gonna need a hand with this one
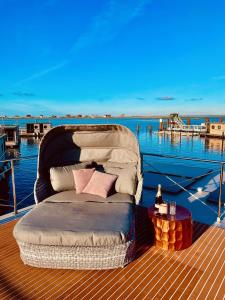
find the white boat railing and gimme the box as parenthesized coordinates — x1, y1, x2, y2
(168, 125, 207, 133)
(0, 153, 224, 223)
(141, 152, 224, 223)
(0, 155, 37, 214)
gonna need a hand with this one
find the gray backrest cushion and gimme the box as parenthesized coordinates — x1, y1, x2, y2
(50, 161, 137, 195)
(50, 162, 91, 192)
(102, 163, 137, 196)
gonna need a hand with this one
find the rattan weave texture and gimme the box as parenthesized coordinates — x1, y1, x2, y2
(18, 240, 135, 269)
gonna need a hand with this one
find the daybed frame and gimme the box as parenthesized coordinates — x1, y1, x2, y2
(15, 124, 143, 269)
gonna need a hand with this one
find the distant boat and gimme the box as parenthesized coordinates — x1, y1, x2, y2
(166, 113, 207, 134)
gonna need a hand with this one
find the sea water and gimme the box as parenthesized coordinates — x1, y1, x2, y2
(0, 117, 224, 214)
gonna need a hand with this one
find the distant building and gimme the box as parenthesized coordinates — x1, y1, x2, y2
(20, 123, 52, 137)
(0, 125, 20, 148)
(209, 123, 225, 137)
(0, 134, 7, 176)
(104, 114, 112, 118)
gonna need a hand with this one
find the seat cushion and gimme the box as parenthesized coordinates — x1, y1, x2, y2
(13, 201, 134, 247)
(43, 190, 134, 204)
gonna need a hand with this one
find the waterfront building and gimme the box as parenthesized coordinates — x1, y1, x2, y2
(0, 125, 20, 148)
(20, 122, 52, 137)
(209, 122, 225, 137)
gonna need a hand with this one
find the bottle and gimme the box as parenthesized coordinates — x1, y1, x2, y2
(155, 184, 163, 210)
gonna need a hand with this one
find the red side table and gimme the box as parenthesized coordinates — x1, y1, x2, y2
(148, 205, 193, 251)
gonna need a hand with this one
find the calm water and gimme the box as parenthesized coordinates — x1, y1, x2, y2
(1, 117, 224, 214)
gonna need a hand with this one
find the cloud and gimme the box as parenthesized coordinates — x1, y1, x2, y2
(212, 75, 225, 80)
(15, 60, 69, 86)
(70, 0, 152, 53)
(16, 0, 152, 84)
(187, 97, 203, 102)
(13, 91, 35, 97)
(156, 96, 175, 101)
(136, 97, 145, 101)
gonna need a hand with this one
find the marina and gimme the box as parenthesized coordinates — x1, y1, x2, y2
(1, 1, 225, 298)
(0, 119, 224, 299)
(0, 117, 224, 223)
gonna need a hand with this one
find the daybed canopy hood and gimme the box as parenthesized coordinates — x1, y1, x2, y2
(38, 124, 141, 175)
(36, 124, 143, 204)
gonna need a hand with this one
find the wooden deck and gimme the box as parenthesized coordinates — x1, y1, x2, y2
(0, 207, 224, 300)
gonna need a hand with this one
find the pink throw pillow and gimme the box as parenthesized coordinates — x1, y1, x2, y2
(82, 171, 117, 198)
(73, 168, 95, 194)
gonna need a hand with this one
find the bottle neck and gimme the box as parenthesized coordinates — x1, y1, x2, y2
(156, 185, 162, 197)
(155, 185, 163, 206)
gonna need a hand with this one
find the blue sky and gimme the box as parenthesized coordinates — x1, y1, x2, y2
(0, 0, 225, 116)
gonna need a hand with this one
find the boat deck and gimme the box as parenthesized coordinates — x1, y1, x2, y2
(0, 207, 224, 300)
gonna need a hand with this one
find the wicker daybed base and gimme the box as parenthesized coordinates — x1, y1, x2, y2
(17, 240, 135, 270)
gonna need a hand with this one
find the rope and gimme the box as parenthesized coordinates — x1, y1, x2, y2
(17, 191, 34, 206)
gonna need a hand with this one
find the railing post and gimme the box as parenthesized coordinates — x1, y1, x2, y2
(140, 152, 143, 173)
(11, 160, 17, 215)
(217, 162, 224, 223)
(140, 152, 144, 203)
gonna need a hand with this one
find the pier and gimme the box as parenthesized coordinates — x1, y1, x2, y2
(0, 125, 20, 148)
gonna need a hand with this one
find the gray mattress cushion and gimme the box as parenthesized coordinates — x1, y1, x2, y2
(43, 190, 134, 204)
(13, 201, 134, 247)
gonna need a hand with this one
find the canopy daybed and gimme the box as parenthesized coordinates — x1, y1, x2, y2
(13, 124, 143, 269)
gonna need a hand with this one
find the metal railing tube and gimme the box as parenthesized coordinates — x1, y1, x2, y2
(217, 163, 224, 223)
(141, 152, 224, 223)
(11, 160, 17, 215)
(141, 152, 224, 164)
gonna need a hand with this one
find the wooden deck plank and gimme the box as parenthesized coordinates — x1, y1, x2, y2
(124, 226, 217, 300)
(0, 211, 224, 300)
